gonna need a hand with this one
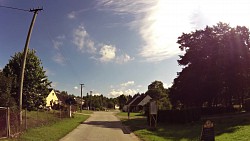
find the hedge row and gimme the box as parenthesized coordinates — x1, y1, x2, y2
(157, 107, 238, 123)
(157, 109, 201, 123)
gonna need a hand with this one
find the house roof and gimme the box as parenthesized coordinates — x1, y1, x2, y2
(130, 94, 152, 106)
(130, 94, 147, 106)
(125, 95, 140, 105)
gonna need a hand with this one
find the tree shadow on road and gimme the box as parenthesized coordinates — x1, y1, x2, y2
(81, 121, 132, 134)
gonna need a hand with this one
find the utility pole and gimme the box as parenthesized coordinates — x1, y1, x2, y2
(19, 8, 43, 127)
(80, 84, 84, 112)
(90, 91, 92, 110)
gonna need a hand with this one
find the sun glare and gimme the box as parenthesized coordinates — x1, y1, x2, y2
(140, 0, 250, 61)
(199, 0, 250, 27)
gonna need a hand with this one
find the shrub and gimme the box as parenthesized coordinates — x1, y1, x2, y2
(157, 108, 201, 123)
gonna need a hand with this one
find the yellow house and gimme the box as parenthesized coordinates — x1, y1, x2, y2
(46, 89, 59, 108)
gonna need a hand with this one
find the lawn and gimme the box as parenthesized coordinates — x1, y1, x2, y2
(116, 112, 144, 118)
(2, 110, 91, 141)
(117, 112, 250, 141)
(17, 113, 89, 141)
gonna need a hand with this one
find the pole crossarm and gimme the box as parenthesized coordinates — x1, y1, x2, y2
(29, 8, 43, 12)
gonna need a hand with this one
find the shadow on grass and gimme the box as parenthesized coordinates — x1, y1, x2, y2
(212, 114, 250, 136)
(120, 113, 250, 141)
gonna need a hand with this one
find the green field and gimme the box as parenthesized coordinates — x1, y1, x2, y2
(117, 112, 250, 141)
(2, 110, 91, 141)
(18, 113, 89, 141)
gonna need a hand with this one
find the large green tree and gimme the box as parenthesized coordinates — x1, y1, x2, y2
(170, 23, 250, 109)
(117, 94, 128, 110)
(145, 80, 171, 110)
(0, 71, 16, 107)
(3, 49, 51, 110)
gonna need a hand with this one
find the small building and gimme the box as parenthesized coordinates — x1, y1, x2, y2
(46, 89, 59, 109)
(129, 94, 152, 112)
(122, 95, 140, 112)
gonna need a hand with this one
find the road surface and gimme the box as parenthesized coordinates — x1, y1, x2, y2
(60, 111, 140, 141)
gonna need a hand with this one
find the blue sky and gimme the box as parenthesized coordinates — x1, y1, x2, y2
(1, 0, 250, 97)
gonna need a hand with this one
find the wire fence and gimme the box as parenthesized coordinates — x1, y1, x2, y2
(0, 106, 72, 138)
(0, 107, 9, 139)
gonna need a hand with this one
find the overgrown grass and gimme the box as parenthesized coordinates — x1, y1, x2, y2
(117, 112, 250, 141)
(17, 113, 89, 141)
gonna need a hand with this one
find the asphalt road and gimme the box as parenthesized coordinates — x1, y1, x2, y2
(60, 111, 140, 141)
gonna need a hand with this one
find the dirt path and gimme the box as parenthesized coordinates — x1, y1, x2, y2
(60, 111, 140, 141)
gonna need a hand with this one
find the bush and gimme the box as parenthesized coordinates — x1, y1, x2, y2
(244, 99, 250, 111)
(201, 107, 236, 115)
(157, 108, 201, 123)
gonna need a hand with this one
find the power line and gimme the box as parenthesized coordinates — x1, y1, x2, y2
(0, 5, 30, 12)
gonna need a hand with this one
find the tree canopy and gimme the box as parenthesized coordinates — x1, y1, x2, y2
(0, 71, 16, 107)
(170, 23, 250, 109)
(146, 80, 171, 110)
(3, 49, 51, 110)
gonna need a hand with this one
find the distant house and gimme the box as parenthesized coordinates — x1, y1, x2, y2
(123, 94, 151, 112)
(129, 94, 152, 112)
(46, 89, 59, 109)
(123, 95, 140, 112)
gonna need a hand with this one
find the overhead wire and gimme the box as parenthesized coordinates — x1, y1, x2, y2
(1, 4, 87, 94)
(0, 5, 30, 12)
(41, 15, 85, 93)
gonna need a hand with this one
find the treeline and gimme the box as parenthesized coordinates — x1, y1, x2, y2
(82, 93, 117, 110)
(170, 23, 250, 111)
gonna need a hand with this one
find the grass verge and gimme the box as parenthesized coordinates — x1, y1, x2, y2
(117, 112, 250, 141)
(16, 113, 89, 141)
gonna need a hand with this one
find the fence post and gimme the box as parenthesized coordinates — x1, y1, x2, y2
(7, 107, 10, 137)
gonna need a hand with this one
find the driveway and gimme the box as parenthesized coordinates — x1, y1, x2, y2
(60, 111, 140, 141)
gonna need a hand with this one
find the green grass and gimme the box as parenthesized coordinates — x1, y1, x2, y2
(117, 112, 250, 141)
(116, 112, 144, 118)
(80, 110, 93, 114)
(17, 113, 89, 141)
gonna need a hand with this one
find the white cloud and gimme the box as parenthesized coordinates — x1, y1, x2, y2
(116, 54, 134, 64)
(73, 25, 96, 53)
(68, 11, 76, 19)
(98, 0, 250, 62)
(51, 82, 58, 88)
(53, 53, 66, 65)
(56, 35, 65, 40)
(109, 90, 123, 98)
(163, 83, 173, 88)
(137, 85, 143, 88)
(96, 0, 195, 62)
(92, 92, 101, 96)
(67, 9, 89, 19)
(99, 45, 116, 62)
(52, 40, 63, 50)
(121, 81, 135, 87)
(74, 86, 78, 90)
(52, 35, 65, 50)
(44, 68, 55, 76)
(124, 89, 137, 95)
(108, 88, 137, 98)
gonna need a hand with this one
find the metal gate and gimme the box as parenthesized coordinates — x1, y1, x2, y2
(0, 107, 10, 139)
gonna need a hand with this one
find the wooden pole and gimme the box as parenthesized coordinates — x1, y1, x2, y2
(18, 8, 42, 127)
